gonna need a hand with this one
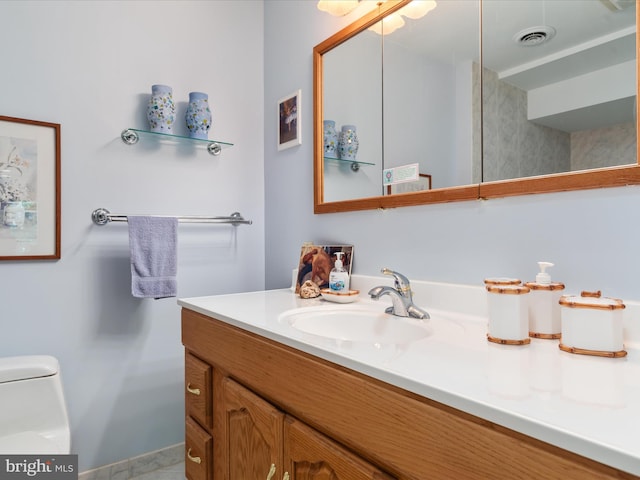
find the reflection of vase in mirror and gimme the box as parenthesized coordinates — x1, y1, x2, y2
(146, 84, 176, 133)
(323, 120, 338, 157)
(186, 92, 212, 140)
(338, 125, 359, 160)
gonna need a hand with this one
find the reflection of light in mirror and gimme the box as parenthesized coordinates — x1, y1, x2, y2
(369, 0, 437, 35)
(368, 12, 405, 35)
(317, 0, 360, 16)
(399, 0, 437, 19)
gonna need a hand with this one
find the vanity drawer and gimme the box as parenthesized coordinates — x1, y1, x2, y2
(186, 417, 212, 480)
(186, 352, 213, 429)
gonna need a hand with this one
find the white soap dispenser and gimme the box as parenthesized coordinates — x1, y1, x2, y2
(329, 252, 350, 292)
(524, 262, 565, 339)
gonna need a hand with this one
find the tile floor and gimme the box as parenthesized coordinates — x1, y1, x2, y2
(130, 461, 185, 480)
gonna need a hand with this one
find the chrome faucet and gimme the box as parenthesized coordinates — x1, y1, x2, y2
(368, 268, 430, 319)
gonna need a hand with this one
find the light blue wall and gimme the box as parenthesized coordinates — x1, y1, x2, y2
(0, 1, 264, 472)
(264, 1, 640, 301)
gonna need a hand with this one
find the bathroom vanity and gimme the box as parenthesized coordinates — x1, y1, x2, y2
(179, 283, 640, 480)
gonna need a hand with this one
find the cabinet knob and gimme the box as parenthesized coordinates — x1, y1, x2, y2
(187, 448, 202, 464)
(186, 383, 201, 395)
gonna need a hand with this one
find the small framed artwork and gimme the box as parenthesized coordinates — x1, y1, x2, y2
(278, 89, 302, 151)
(295, 244, 353, 293)
(0, 115, 61, 260)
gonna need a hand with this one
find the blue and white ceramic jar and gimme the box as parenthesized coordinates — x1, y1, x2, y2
(146, 84, 175, 133)
(323, 120, 338, 157)
(185, 92, 212, 140)
(338, 125, 359, 161)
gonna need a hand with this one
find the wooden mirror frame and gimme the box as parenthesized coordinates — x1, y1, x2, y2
(313, 0, 640, 214)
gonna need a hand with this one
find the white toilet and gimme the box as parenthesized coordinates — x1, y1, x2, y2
(0, 355, 71, 454)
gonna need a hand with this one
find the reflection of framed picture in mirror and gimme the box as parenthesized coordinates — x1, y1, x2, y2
(295, 244, 353, 293)
(0, 115, 60, 260)
(278, 89, 301, 151)
(387, 174, 432, 195)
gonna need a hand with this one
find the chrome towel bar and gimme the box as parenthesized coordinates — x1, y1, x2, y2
(91, 208, 252, 226)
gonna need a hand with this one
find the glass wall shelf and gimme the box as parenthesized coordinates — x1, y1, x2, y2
(121, 128, 233, 156)
(324, 156, 374, 172)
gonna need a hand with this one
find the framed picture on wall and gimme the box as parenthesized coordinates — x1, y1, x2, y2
(0, 115, 61, 260)
(277, 89, 302, 151)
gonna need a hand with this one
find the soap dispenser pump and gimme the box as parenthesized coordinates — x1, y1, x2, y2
(329, 252, 350, 292)
(536, 261, 553, 285)
(524, 262, 565, 339)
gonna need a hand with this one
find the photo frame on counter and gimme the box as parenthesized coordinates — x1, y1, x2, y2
(296, 244, 353, 292)
(278, 89, 301, 151)
(0, 115, 61, 260)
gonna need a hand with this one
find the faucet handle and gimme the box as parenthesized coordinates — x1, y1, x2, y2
(381, 268, 412, 296)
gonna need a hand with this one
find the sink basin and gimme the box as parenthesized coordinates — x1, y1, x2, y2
(278, 306, 432, 345)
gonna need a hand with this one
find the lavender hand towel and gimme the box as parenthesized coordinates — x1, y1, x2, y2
(128, 216, 178, 298)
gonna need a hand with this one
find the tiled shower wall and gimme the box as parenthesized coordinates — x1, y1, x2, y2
(477, 67, 636, 181)
(480, 67, 570, 182)
(571, 122, 636, 170)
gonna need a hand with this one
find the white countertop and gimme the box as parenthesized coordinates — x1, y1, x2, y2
(178, 276, 640, 476)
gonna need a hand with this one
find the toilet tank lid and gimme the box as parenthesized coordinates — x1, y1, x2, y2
(0, 355, 59, 383)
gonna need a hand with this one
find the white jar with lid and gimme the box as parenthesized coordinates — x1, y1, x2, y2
(524, 262, 565, 339)
(485, 282, 531, 345)
(484, 277, 521, 287)
(559, 291, 626, 357)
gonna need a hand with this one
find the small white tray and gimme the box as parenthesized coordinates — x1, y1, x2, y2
(320, 289, 360, 304)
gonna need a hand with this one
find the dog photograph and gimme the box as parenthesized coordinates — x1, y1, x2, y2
(295, 244, 353, 293)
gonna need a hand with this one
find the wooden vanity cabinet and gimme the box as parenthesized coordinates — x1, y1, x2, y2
(186, 353, 212, 429)
(218, 376, 284, 479)
(182, 308, 638, 480)
(217, 375, 395, 480)
(284, 415, 395, 480)
(186, 417, 213, 480)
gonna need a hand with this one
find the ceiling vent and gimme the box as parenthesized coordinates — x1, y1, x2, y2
(513, 26, 557, 47)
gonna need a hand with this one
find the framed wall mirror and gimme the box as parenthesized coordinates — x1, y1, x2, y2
(313, 0, 640, 214)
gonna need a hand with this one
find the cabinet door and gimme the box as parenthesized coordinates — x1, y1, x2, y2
(284, 416, 396, 480)
(219, 377, 284, 480)
(186, 352, 213, 429)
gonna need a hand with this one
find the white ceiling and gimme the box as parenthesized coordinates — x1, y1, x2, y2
(482, 0, 635, 90)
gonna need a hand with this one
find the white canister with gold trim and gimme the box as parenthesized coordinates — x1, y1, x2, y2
(559, 291, 626, 357)
(486, 283, 531, 345)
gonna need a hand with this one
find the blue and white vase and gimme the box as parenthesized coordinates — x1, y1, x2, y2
(146, 84, 175, 133)
(323, 120, 338, 157)
(185, 92, 212, 140)
(338, 125, 359, 161)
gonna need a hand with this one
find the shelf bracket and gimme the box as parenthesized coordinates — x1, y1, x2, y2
(121, 128, 222, 155)
(207, 142, 222, 156)
(121, 129, 139, 145)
